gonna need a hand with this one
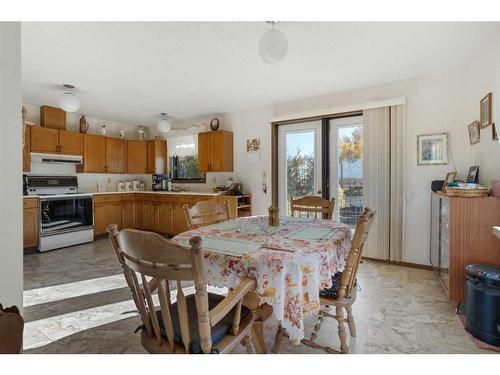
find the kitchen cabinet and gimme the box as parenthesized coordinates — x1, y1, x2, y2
(106, 137, 127, 174)
(172, 203, 189, 234)
(58, 130, 84, 155)
(80, 134, 106, 173)
(30, 126, 83, 155)
(30, 126, 59, 154)
(127, 140, 148, 174)
(198, 130, 233, 172)
(147, 139, 168, 174)
(94, 194, 122, 236)
(40, 105, 66, 130)
(121, 196, 136, 229)
(158, 202, 173, 234)
(23, 125, 31, 172)
(143, 200, 159, 232)
(23, 198, 39, 249)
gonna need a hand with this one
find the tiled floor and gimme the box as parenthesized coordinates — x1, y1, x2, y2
(23, 238, 485, 354)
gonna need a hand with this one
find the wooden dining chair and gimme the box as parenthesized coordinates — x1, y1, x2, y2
(274, 207, 375, 354)
(290, 196, 335, 219)
(184, 200, 231, 230)
(108, 227, 256, 354)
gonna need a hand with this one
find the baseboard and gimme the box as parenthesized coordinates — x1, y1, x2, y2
(361, 256, 433, 270)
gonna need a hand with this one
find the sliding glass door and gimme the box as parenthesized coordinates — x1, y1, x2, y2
(329, 116, 364, 226)
(277, 121, 322, 215)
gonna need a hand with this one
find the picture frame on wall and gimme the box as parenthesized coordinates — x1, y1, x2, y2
(417, 133, 448, 165)
(493, 122, 498, 141)
(468, 120, 480, 145)
(480, 92, 492, 128)
(441, 171, 457, 193)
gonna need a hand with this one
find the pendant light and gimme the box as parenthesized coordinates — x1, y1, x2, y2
(259, 21, 288, 64)
(58, 84, 80, 112)
(157, 113, 171, 133)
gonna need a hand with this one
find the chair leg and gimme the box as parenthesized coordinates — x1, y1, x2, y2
(335, 306, 348, 353)
(272, 326, 284, 353)
(345, 306, 356, 337)
(241, 332, 255, 354)
(310, 312, 324, 342)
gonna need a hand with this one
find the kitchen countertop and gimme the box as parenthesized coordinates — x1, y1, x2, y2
(23, 190, 224, 198)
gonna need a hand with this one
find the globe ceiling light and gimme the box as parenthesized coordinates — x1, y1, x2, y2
(157, 113, 171, 133)
(259, 21, 288, 64)
(58, 84, 80, 112)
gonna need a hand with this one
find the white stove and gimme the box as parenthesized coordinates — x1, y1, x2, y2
(24, 175, 94, 252)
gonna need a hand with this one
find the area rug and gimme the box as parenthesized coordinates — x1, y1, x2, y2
(457, 315, 500, 353)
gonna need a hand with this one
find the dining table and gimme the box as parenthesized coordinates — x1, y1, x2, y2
(171, 215, 352, 353)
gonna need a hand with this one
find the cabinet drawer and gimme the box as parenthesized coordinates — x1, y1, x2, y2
(121, 193, 138, 202)
(23, 198, 38, 209)
(94, 194, 122, 204)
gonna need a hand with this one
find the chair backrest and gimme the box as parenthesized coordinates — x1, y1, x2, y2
(184, 200, 230, 230)
(337, 207, 376, 298)
(108, 227, 213, 354)
(290, 195, 335, 219)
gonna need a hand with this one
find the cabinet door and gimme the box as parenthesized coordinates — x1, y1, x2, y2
(30, 126, 59, 154)
(82, 134, 106, 173)
(59, 130, 83, 155)
(198, 132, 211, 172)
(23, 126, 31, 172)
(127, 140, 148, 174)
(94, 202, 122, 236)
(210, 130, 233, 172)
(106, 137, 127, 174)
(172, 204, 189, 235)
(23, 208, 39, 248)
(147, 139, 168, 174)
(122, 201, 136, 229)
(158, 202, 173, 235)
(143, 201, 159, 232)
(134, 200, 145, 230)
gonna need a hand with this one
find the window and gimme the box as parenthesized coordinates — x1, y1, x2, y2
(166, 126, 206, 183)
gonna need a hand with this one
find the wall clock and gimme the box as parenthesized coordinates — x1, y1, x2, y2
(210, 118, 220, 131)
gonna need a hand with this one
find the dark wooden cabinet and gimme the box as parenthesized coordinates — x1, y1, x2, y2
(430, 192, 500, 303)
(198, 130, 233, 172)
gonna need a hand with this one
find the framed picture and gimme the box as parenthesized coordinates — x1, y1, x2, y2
(466, 166, 479, 184)
(468, 121, 480, 145)
(441, 171, 457, 192)
(493, 122, 498, 141)
(480, 92, 492, 128)
(417, 133, 448, 165)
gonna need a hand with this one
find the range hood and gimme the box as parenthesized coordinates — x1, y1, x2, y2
(30, 152, 83, 165)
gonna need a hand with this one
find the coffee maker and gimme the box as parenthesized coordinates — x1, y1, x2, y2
(152, 174, 169, 191)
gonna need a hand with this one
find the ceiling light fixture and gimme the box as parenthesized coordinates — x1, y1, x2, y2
(259, 21, 288, 64)
(58, 84, 80, 112)
(157, 113, 171, 133)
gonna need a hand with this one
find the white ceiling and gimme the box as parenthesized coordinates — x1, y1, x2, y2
(22, 22, 499, 126)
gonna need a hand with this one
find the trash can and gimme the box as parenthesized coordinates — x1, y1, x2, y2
(464, 264, 500, 347)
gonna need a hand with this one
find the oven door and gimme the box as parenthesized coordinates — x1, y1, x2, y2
(39, 195, 94, 236)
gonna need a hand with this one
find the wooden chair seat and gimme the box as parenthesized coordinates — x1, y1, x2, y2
(137, 292, 251, 354)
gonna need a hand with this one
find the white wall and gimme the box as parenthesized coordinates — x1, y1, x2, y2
(176, 66, 497, 265)
(462, 32, 500, 185)
(0, 23, 23, 308)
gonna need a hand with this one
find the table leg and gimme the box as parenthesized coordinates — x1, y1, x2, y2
(244, 292, 270, 354)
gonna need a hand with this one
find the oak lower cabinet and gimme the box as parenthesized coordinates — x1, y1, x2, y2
(94, 194, 122, 236)
(143, 201, 159, 232)
(158, 202, 173, 235)
(23, 198, 39, 249)
(121, 197, 136, 229)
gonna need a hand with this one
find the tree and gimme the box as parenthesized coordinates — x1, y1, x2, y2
(286, 147, 314, 213)
(338, 127, 363, 188)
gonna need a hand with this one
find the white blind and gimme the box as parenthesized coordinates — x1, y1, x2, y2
(165, 126, 204, 157)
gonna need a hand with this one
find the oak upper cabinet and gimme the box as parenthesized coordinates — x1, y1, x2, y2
(30, 126, 83, 155)
(106, 137, 127, 174)
(127, 140, 148, 174)
(198, 130, 233, 172)
(94, 194, 122, 236)
(30, 126, 59, 154)
(81, 134, 106, 173)
(23, 126, 31, 172)
(58, 130, 83, 155)
(147, 139, 168, 174)
(23, 198, 38, 249)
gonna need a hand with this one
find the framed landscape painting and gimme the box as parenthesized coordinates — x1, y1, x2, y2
(417, 133, 448, 165)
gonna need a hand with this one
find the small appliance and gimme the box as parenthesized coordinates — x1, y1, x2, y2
(152, 174, 169, 191)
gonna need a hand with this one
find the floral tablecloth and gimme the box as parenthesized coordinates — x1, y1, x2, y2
(171, 215, 352, 342)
